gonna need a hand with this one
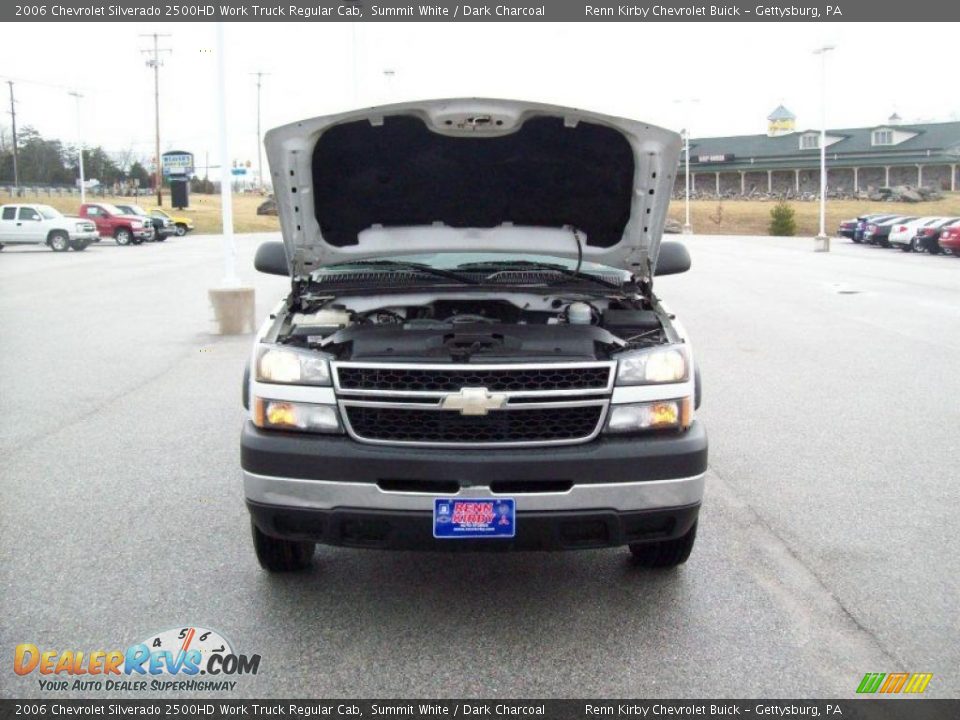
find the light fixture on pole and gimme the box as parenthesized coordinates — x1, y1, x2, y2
(673, 98, 699, 235)
(68, 91, 86, 204)
(813, 44, 835, 252)
(250, 71, 270, 190)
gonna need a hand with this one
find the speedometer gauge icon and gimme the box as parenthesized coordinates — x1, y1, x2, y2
(137, 626, 233, 672)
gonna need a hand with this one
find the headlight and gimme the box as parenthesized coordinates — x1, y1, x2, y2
(605, 399, 691, 434)
(253, 398, 341, 434)
(256, 345, 331, 386)
(131, 221, 143, 229)
(75, 222, 86, 232)
(615, 345, 688, 385)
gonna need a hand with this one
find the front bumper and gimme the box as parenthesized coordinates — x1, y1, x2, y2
(134, 227, 154, 240)
(242, 420, 708, 550)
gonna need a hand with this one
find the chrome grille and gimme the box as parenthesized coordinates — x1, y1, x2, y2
(333, 362, 614, 447)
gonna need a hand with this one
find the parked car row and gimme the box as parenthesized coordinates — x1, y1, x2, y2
(0, 202, 195, 251)
(838, 213, 960, 256)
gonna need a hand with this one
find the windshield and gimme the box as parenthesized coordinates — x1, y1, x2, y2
(100, 204, 127, 215)
(318, 253, 629, 277)
(37, 205, 61, 219)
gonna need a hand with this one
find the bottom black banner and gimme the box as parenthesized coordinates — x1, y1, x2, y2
(1, 700, 958, 720)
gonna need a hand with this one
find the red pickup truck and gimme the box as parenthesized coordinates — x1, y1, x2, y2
(78, 203, 154, 246)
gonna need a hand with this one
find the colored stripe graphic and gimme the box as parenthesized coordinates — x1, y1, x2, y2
(880, 673, 909, 693)
(857, 672, 932, 694)
(857, 673, 885, 694)
(903, 674, 933, 694)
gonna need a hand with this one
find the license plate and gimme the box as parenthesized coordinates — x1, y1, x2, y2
(433, 498, 515, 539)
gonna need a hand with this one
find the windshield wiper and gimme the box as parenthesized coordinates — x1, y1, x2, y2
(327, 260, 481, 285)
(457, 260, 627, 290)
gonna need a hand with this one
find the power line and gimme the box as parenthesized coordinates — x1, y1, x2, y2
(139, 32, 172, 207)
(250, 71, 270, 189)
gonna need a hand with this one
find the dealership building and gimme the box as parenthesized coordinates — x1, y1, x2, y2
(677, 107, 960, 196)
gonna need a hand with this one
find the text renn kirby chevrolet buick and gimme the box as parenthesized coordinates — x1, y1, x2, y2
(241, 99, 707, 571)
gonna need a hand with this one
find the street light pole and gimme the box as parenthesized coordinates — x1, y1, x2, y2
(674, 98, 699, 235)
(683, 128, 692, 234)
(250, 71, 270, 190)
(68, 91, 86, 204)
(814, 44, 835, 252)
(216, 22, 237, 286)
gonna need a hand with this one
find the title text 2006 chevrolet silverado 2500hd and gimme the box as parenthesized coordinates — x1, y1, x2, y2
(242, 99, 707, 572)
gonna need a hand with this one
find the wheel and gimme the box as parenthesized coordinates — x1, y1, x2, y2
(251, 520, 314, 572)
(115, 228, 132, 246)
(49, 232, 70, 252)
(175, 224, 187, 237)
(70, 240, 89, 251)
(156, 235, 166, 242)
(904, 240, 918, 253)
(629, 521, 698, 568)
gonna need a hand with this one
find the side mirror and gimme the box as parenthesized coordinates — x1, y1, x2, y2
(254, 241, 290, 276)
(654, 241, 691, 276)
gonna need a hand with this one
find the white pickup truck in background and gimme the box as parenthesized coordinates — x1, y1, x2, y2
(0, 203, 100, 252)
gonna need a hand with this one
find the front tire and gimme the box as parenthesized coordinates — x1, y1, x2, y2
(49, 232, 70, 252)
(115, 228, 132, 246)
(251, 521, 314, 572)
(70, 240, 89, 251)
(175, 224, 188, 237)
(629, 521, 698, 569)
(904, 240, 917, 253)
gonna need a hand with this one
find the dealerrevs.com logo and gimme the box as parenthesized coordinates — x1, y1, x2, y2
(14, 626, 261, 692)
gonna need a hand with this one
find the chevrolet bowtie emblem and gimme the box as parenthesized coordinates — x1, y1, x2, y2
(440, 387, 507, 416)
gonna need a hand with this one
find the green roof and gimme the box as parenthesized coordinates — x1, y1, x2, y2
(687, 121, 960, 171)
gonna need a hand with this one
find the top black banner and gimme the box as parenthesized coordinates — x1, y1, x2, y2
(5, 0, 959, 23)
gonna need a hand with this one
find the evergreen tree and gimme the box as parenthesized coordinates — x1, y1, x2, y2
(769, 200, 797, 236)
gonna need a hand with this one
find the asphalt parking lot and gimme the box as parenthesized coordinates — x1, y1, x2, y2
(1, 233, 957, 698)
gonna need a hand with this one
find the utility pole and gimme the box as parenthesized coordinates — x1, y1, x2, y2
(7, 81, 19, 191)
(250, 71, 270, 190)
(68, 91, 86, 204)
(140, 33, 172, 207)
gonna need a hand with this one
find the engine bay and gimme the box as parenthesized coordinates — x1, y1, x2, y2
(271, 289, 674, 363)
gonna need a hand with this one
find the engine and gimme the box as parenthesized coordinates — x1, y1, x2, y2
(279, 294, 668, 362)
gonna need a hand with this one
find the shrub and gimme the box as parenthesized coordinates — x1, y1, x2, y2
(769, 200, 797, 236)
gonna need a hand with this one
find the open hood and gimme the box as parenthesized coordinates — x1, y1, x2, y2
(264, 99, 681, 279)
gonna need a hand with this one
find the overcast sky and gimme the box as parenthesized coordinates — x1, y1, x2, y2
(1, 21, 956, 172)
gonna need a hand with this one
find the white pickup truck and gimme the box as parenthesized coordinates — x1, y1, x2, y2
(0, 203, 100, 252)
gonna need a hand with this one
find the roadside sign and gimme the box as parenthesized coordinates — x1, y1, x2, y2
(162, 151, 195, 177)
